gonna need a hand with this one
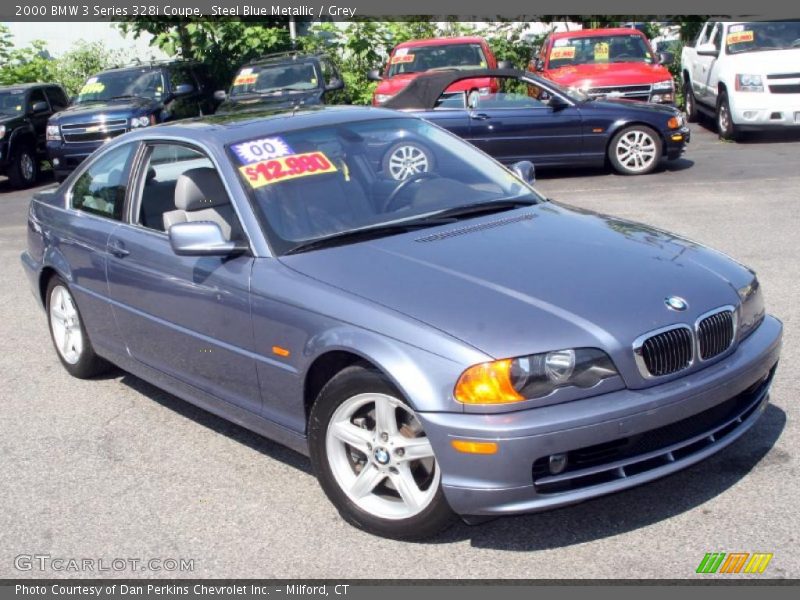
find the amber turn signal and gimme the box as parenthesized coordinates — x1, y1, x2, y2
(454, 359, 525, 404)
(451, 439, 499, 454)
(667, 117, 681, 129)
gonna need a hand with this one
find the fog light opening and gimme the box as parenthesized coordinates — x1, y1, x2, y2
(770, 112, 783, 120)
(549, 453, 568, 474)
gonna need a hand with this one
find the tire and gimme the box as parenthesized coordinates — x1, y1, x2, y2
(716, 91, 739, 141)
(382, 141, 435, 181)
(684, 80, 699, 123)
(46, 276, 109, 378)
(608, 125, 663, 175)
(8, 145, 39, 188)
(308, 365, 456, 540)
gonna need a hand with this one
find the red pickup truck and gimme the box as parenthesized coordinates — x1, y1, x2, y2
(368, 36, 504, 106)
(530, 28, 677, 104)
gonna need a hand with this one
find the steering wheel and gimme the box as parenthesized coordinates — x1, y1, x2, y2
(384, 172, 440, 212)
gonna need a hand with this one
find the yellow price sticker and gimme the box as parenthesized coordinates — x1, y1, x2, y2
(727, 31, 754, 44)
(594, 42, 610, 61)
(551, 46, 576, 60)
(79, 82, 105, 95)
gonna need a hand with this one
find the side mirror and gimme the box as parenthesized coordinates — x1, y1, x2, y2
(497, 60, 514, 70)
(324, 78, 344, 92)
(696, 42, 719, 57)
(657, 51, 675, 65)
(366, 69, 383, 82)
(168, 221, 247, 257)
(31, 101, 49, 114)
(549, 94, 569, 110)
(511, 160, 536, 184)
(533, 58, 545, 72)
(172, 83, 195, 98)
(213, 90, 227, 102)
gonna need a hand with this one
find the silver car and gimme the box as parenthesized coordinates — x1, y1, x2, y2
(21, 107, 782, 539)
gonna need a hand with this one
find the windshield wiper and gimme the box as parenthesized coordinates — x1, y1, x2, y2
(284, 217, 458, 255)
(108, 94, 150, 101)
(422, 198, 538, 221)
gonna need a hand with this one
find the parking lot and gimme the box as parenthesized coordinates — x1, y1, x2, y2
(0, 120, 798, 579)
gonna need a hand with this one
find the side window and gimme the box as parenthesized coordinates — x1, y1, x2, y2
(27, 88, 48, 111)
(71, 144, 136, 220)
(135, 143, 242, 241)
(46, 87, 69, 111)
(319, 59, 334, 86)
(712, 24, 723, 49)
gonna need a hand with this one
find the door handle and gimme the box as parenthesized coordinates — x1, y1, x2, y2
(109, 241, 130, 258)
(470, 112, 491, 121)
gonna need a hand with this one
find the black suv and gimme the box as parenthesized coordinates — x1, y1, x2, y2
(1, 83, 69, 188)
(215, 52, 346, 114)
(47, 61, 219, 180)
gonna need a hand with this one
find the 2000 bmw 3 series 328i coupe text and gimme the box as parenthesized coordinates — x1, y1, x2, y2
(21, 107, 781, 539)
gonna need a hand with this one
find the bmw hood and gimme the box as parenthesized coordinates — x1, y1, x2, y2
(281, 204, 754, 380)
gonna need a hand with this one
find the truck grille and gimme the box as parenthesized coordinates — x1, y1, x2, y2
(635, 325, 693, 377)
(768, 84, 800, 94)
(697, 309, 735, 360)
(61, 119, 128, 143)
(586, 84, 652, 101)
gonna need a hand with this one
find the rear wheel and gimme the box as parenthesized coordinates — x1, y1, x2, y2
(8, 145, 39, 188)
(308, 365, 456, 539)
(717, 91, 739, 141)
(46, 276, 109, 378)
(608, 125, 662, 175)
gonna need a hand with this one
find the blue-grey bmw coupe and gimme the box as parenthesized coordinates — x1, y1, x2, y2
(21, 107, 782, 539)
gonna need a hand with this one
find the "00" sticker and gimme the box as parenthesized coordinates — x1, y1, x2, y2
(240, 151, 337, 189)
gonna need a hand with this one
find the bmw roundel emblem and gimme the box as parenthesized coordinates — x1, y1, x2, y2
(665, 296, 688, 311)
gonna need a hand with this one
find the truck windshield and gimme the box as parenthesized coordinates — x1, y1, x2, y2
(548, 34, 654, 68)
(230, 63, 321, 96)
(75, 69, 166, 104)
(726, 22, 800, 54)
(387, 43, 488, 77)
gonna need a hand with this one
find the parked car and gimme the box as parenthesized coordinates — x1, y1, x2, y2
(530, 28, 677, 104)
(215, 52, 346, 115)
(681, 21, 800, 140)
(384, 69, 690, 175)
(0, 83, 68, 188)
(367, 36, 508, 106)
(22, 107, 781, 539)
(46, 61, 219, 181)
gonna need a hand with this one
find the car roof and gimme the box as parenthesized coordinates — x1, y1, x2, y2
(0, 82, 53, 92)
(129, 106, 409, 146)
(550, 28, 647, 39)
(95, 61, 194, 75)
(247, 52, 323, 67)
(394, 36, 487, 50)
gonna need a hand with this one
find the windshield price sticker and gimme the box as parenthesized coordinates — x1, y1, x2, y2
(727, 31, 754, 44)
(551, 46, 576, 60)
(240, 151, 337, 189)
(391, 54, 415, 64)
(231, 137, 293, 164)
(233, 73, 258, 86)
(594, 42, 610, 60)
(80, 82, 105, 94)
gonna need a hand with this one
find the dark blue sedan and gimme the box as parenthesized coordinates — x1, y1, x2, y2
(383, 68, 690, 175)
(21, 107, 779, 540)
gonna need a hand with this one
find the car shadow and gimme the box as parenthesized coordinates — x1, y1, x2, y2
(116, 371, 314, 476)
(535, 157, 695, 181)
(693, 118, 800, 144)
(108, 367, 785, 549)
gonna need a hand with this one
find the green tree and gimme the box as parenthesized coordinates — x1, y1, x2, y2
(52, 41, 125, 96)
(0, 25, 55, 86)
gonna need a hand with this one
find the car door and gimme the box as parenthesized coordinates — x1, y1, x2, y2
(105, 141, 261, 414)
(692, 22, 720, 104)
(25, 88, 52, 156)
(415, 92, 472, 140)
(466, 80, 583, 165)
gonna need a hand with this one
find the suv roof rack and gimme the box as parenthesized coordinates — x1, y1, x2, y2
(247, 51, 324, 65)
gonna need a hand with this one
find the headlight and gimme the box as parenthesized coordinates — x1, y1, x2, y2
(374, 94, 394, 105)
(653, 79, 675, 91)
(130, 115, 152, 128)
(738, 277, 765, 340)
(454, 348, 618, 404)
(46, 125, 61, 141)
(735, 74, 764, 92)
(0, 125, 6, 139)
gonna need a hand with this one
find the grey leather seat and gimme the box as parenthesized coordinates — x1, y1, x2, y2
(163, 168, 242, 241)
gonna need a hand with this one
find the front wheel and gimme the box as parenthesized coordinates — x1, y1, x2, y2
(608, 125, 662, 175)
(684, 80, 699, 123)
(8, 146, 39, 188)
(308, 365, 456, 540)
(717, 91, 739, 141)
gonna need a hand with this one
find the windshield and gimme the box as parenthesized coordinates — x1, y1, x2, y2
(230, 63, 321, 96)
(75, 69, 165, 104)
(387, 43, 488, 77)
(726, 21, 800, 54)
(231, 117, 542, 255)
(548, 34, 654, 68)
(0, 90, 25, 115)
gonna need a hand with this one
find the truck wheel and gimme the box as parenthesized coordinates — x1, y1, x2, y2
(8, 146, 39, 188)
(684, 80, 699, 123)
(717, 92, 739, 141)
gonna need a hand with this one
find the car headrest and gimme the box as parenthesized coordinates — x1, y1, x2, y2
(174, 167, 229, 211)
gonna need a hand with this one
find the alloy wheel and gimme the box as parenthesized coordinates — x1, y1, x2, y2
(49, 285, 84, 365)
(615, 129, 657, 173)
(387, 145, 430, 181)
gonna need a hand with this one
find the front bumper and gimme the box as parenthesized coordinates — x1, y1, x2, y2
(730, 92, 800, 128)
(419, 315, 781, 516)
(47, 139, 103, 176)
(665, 125, 690, 159)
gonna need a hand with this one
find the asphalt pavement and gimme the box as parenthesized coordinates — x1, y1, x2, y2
(1, 121, 798, 579)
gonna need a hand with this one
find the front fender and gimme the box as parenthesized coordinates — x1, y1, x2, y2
(8, 124, 36, 155)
